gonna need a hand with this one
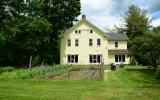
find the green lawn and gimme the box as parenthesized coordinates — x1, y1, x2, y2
(0, 65, 160, 100)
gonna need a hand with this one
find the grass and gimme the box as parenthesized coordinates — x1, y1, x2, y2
(0, 65, 160, 100)
(0, 65, 68, 79)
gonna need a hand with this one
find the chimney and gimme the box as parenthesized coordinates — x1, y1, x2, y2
(82, 14, 86, 19)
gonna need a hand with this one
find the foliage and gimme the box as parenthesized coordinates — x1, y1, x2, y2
(130, 56, 137, 65)
(0, 65, 69, 79)
(130, 31, 160, 69)
(155, 70, 160, 79)
(118, 5, 160, 69)
(0, 0, 81, 67)
(0, 66, 15, 73)
(118, 5, 150, 39)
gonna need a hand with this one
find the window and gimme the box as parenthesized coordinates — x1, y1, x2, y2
(89, 39, 93, 46)
(75, 30, 78, 34)
(78, 30, 81, 34)
(89, 55, 101, 63)
(122, 55, 125, 62)
(115, 55, 118, 62)
(97, 39, 101, 46)
(67, 55, 78, 63)
(67, 39, 71, 46)
(115, 54, 125, 62)
(75, 30, 81, 34)
(75, 39, 79, 46)
(90, 30, 93, 33)
(115, 41, 118, 48)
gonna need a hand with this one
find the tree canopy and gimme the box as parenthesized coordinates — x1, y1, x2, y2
(0, 0, 81, 67)
(118, 4, 160, 69)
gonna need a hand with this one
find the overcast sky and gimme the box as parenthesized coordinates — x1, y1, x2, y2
(78, 0, 160, 31)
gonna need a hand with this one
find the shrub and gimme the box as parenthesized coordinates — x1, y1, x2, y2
(0, 67, 15, 74)
(15, 70, 29, 79)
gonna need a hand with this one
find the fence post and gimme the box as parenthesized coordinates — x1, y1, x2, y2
(28, 56, 32, 78)
(41, 61, 45, 77)
(68, 65, 70, 79)
(100, 62, 104, 79)
(100, 54, 104, 79)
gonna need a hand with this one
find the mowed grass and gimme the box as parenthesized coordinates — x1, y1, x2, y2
(0, 65, 160, 100)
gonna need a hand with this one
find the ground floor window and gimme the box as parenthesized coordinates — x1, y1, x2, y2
(89, 54, 101, 63)
(115, 54, 125, 62)
(67, 55, 78, 63)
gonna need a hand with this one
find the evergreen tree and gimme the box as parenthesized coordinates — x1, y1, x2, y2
(118, 5, 150, 39)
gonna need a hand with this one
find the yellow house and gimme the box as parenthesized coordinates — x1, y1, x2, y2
(60, 15, 129, 65)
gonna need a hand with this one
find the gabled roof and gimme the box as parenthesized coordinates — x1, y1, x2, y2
(108, 33, 128, 41)
(61, 15, 128, 41)
(62, 19, 107, 37)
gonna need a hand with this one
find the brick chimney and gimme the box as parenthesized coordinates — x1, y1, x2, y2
(82, 14, 86, 19)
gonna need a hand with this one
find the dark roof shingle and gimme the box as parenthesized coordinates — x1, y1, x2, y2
(108, 33, 128, 41)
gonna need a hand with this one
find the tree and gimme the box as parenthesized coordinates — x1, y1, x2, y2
(40, 0, 81, 63)
(117, 5, 152, 66)
(130, 30, 160, 69)
(0, 0, 81, 67)
(118, 5, 150, 39)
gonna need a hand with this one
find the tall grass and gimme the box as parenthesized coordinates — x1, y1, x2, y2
(0, 65, 69, 79)
(0, 66, 15, 73)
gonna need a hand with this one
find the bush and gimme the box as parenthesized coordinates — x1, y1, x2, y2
(15, 70, 29, 79)
(0, 67, 15, 74)
(0, 69, 29, 79)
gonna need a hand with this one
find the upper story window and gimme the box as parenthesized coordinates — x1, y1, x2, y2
(75, 29, 92, 34)
(75, 30, 78, 34)
(75, 30, 81, 34)
(67, 39, 71, 46)
(90, 30, 93, 33)
(115, 41, 118, 48)
(75, 39, 79, 47)
(97, 39, 101, 46)
(78, 30, 81, 33)
(89, 39, 93, 46)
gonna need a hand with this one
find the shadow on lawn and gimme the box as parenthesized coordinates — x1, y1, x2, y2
(126, 68, 155, 75)
(125, 68, 160, 85)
